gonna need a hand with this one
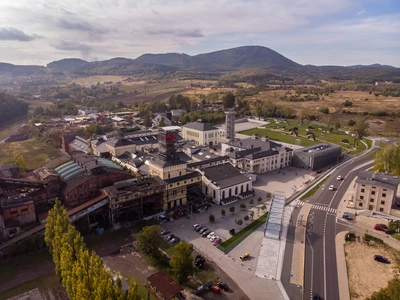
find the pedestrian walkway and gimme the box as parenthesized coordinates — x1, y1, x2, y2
(296, 200, 337, 214)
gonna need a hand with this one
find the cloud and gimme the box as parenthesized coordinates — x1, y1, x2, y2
(145, 28, 204, 38)
(0, 27, 42, 41)
(57, 18, 107, 34)
(53, 41, 91, 59)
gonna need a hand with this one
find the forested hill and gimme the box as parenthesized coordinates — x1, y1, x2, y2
(0, 92, 29, 125)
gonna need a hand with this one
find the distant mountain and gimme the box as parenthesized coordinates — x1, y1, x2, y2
(137, 46, 301, 71)
(47, 58, 89, 71)
(346, 63, 394, 69)
(0, 62, 45, 76)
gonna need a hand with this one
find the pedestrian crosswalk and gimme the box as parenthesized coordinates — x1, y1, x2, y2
(295, 200, 337, 213)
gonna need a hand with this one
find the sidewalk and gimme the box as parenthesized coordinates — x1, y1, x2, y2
(290, 202, 312, 286)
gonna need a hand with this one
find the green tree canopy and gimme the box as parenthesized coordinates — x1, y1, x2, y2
(170, 242, 194, 284)
(137, 225, 163, 259)
(223, 92, 235, 109)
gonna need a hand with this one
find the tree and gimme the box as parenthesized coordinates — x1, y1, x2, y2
(240, 203, 246, 210)
(261, 205, 267, 211)
(257, 196, 262, 203)
(266, 192, 272, 200)
(143, 114, 151, 128)
(137, 225, 163, 259)
(170, 242, 194, 284)
(158, 116, 166, 127)
(236, 219, 243, 225)
(244, 215, 249, 221)
(221, 209, 226, 217)
(229, 206, 235, 214)
(209, 214, 215, 223)
(222, 92, 235, 109)
(249, 199, 254, 206)
(334, 121, 341, 130)
(355, 118, 369, 139)
(13, 154, 28, 173)
(347, 119, 356, 126)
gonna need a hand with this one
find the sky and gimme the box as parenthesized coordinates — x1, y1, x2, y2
(0, 0, 399, 67)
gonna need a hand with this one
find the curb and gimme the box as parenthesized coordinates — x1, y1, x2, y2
(335, 232, 350, 300)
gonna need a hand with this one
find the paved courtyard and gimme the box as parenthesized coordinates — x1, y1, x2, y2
(162, 167, 314, 300)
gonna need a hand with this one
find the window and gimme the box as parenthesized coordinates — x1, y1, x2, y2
(380, 208, 384, 212)
(381, 201, 385, 205)
(361, 188, 365, 193)
(370, 198, 374, 203)
(371, 191, 376, 195)
(170, 184, 172, 188)
(361, 184, 365, 187)
(383, 188, 387, 191)
(382, 193, 386, 197)
(359, 203, 363, 207)
(360, 195, 364, 200)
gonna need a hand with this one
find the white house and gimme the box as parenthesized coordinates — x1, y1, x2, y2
(181, 120, 219, 146)
(152, 115, 172, 128)
(200, 163, 253, 205)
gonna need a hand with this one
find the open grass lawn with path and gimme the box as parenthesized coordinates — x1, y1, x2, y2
(0, 138, 62, 169)
(240, 118, 369, 155)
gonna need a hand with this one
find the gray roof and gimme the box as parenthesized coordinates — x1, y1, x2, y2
(182, 121, 218, 132)
(203, 163, 250, 189)
(295, 143, 341, 153)
(187, 156, 229, 169)
(356, 170, 400, 189)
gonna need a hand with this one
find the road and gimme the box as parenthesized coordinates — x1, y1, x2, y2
(303, 157, 375, 300)
(281, 145, 377, 300)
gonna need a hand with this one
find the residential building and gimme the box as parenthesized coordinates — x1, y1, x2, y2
(221, 135, 293, 174)
(152, 115, 172, 128)
(292, 143, 342, 171)
(171, 109, 186, 117)
(353, 171, 400, 214)
(182, 120, 219, 146)
(200, 162, 253, 205)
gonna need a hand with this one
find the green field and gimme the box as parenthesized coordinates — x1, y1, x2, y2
(240, 119, 369, 155)
(0, 138, 62, 169)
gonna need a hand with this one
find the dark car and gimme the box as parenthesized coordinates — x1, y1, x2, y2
(313, 293, 320, 300)
(342, 214, 352, 220)
(170, 237, 180, 244)
(199, 227, 208, 234)
(195, 226, 203, 232)
(374, 255, 390, 264)
(217, 282, 229, 291)
(202, 230, 211, 237)
(167, 234, 175, 241)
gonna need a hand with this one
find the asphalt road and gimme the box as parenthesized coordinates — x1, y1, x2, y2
(303, 158, 375, 300)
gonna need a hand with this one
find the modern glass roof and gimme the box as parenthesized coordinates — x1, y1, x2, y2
(264, 195, 285, 240)
(98, 158, 122, 170)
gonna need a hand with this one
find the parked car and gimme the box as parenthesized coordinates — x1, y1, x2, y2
(328, 185, 335, 191)
(213, 238, 222, 246)
(374, 255, 390, 264)
(199, 227, 208, 234)
(195, 226, 204, 232)
(193, 224, 202, 231)
(169, 217, 175, 222)
(210, 235, 219, 242)
(207, 232, 216, 238)
(342, 214, 352, 220)
(160, 229, 170, 235)
(337, 175, 342, 181)
(202, 230, 211, 237)
(240, 252, 250, 260)
(156, 215, 167, 224)
(374, 224, 388, 231)
(210, 286, 221, 294)
(192, 224, 200, 229)
(167, 234, 175, 241)
(170, 237, 180, 244)
(217, 282, 229, 291)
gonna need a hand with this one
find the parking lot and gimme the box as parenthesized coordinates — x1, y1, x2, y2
(160, 167, 312, 300)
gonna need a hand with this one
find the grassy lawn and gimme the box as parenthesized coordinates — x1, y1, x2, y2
(0, 249, 52, 285)
(0, 273, 59, 299)
(218, 212, 269, 253)
(240, 119, 368, 155)
(0, 117, 27, 141)
(0, 138, 62, 169)
(300, 177, 329, 200)
(392, 234, 400, 242)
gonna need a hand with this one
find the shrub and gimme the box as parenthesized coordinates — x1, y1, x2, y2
(240, 203, 246, 210)
(236, 219, 243, 225)
(209, 214, 215, 223)
(345, 232, 356, 242)
(244, 215, 249, 221)
(342, 100, 353, 107)
(249, 199, 254, 205)
(347, 119, 356, 126)
(229, 206, 235, 214)
(364, 233, 384, 244)
(261, 205, 267, 211)
(221, 209, 226, 217)
(257, 196, 262, 203)
(318, 107, 329, 114)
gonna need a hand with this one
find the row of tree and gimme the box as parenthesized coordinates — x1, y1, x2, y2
(45, 201, 140, 299)
(374, 143, 400, 176)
